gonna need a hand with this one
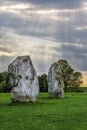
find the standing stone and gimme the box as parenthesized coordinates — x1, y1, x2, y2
(48, 63, 64, 98)
(8, 56, 39, 102)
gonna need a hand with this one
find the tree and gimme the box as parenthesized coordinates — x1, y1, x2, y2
(69, 72, 83, 87)
(0, 71, 9, 92)
(53, 59, 82, 91)
(38, 74, 48, 92)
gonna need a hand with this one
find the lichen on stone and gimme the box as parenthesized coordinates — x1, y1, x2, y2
(8, 56, 39, 102)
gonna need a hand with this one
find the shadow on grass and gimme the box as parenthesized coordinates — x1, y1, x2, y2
(39, 96, 69, 100)
(8, 101, 45, 106)
(0, 96, 71, 107)
(0, 101, 45, 107)
(0, 99, 65, 107)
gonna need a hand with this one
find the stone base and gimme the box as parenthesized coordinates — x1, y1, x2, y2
(11, 93, 37, 103)
(49, 92, 64, 98)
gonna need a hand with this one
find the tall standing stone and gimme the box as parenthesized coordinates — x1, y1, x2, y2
(48, 63, 64, 98)
(8, 56, 39, 102)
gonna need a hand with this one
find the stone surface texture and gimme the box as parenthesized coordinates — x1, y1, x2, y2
(8, 56, 39, 102)
(48, 64, 64, 98)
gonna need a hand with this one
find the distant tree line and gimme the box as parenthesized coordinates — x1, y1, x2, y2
(0, 59, 83, 93)
(38, 74, 48, 92)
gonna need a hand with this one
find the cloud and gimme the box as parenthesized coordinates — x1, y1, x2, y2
(0, 0, 86, 43)
(75, 26, 87, 31)
(0, 0, 87, 75)
(13, 0, 82, 10)
(0, 30, 62, 74)
(59, 44, 87, 71)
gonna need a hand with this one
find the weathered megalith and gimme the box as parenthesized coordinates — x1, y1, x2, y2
(8, 56, 39, 102)
(48, 63, 64, 98)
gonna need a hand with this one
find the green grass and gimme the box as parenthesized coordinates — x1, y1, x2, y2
(0, 93, 87, 130)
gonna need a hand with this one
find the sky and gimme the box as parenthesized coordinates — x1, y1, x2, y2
(0, 0, 87, 86)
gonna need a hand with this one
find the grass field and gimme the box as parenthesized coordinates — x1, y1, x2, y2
(0, 93, 87, 130)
